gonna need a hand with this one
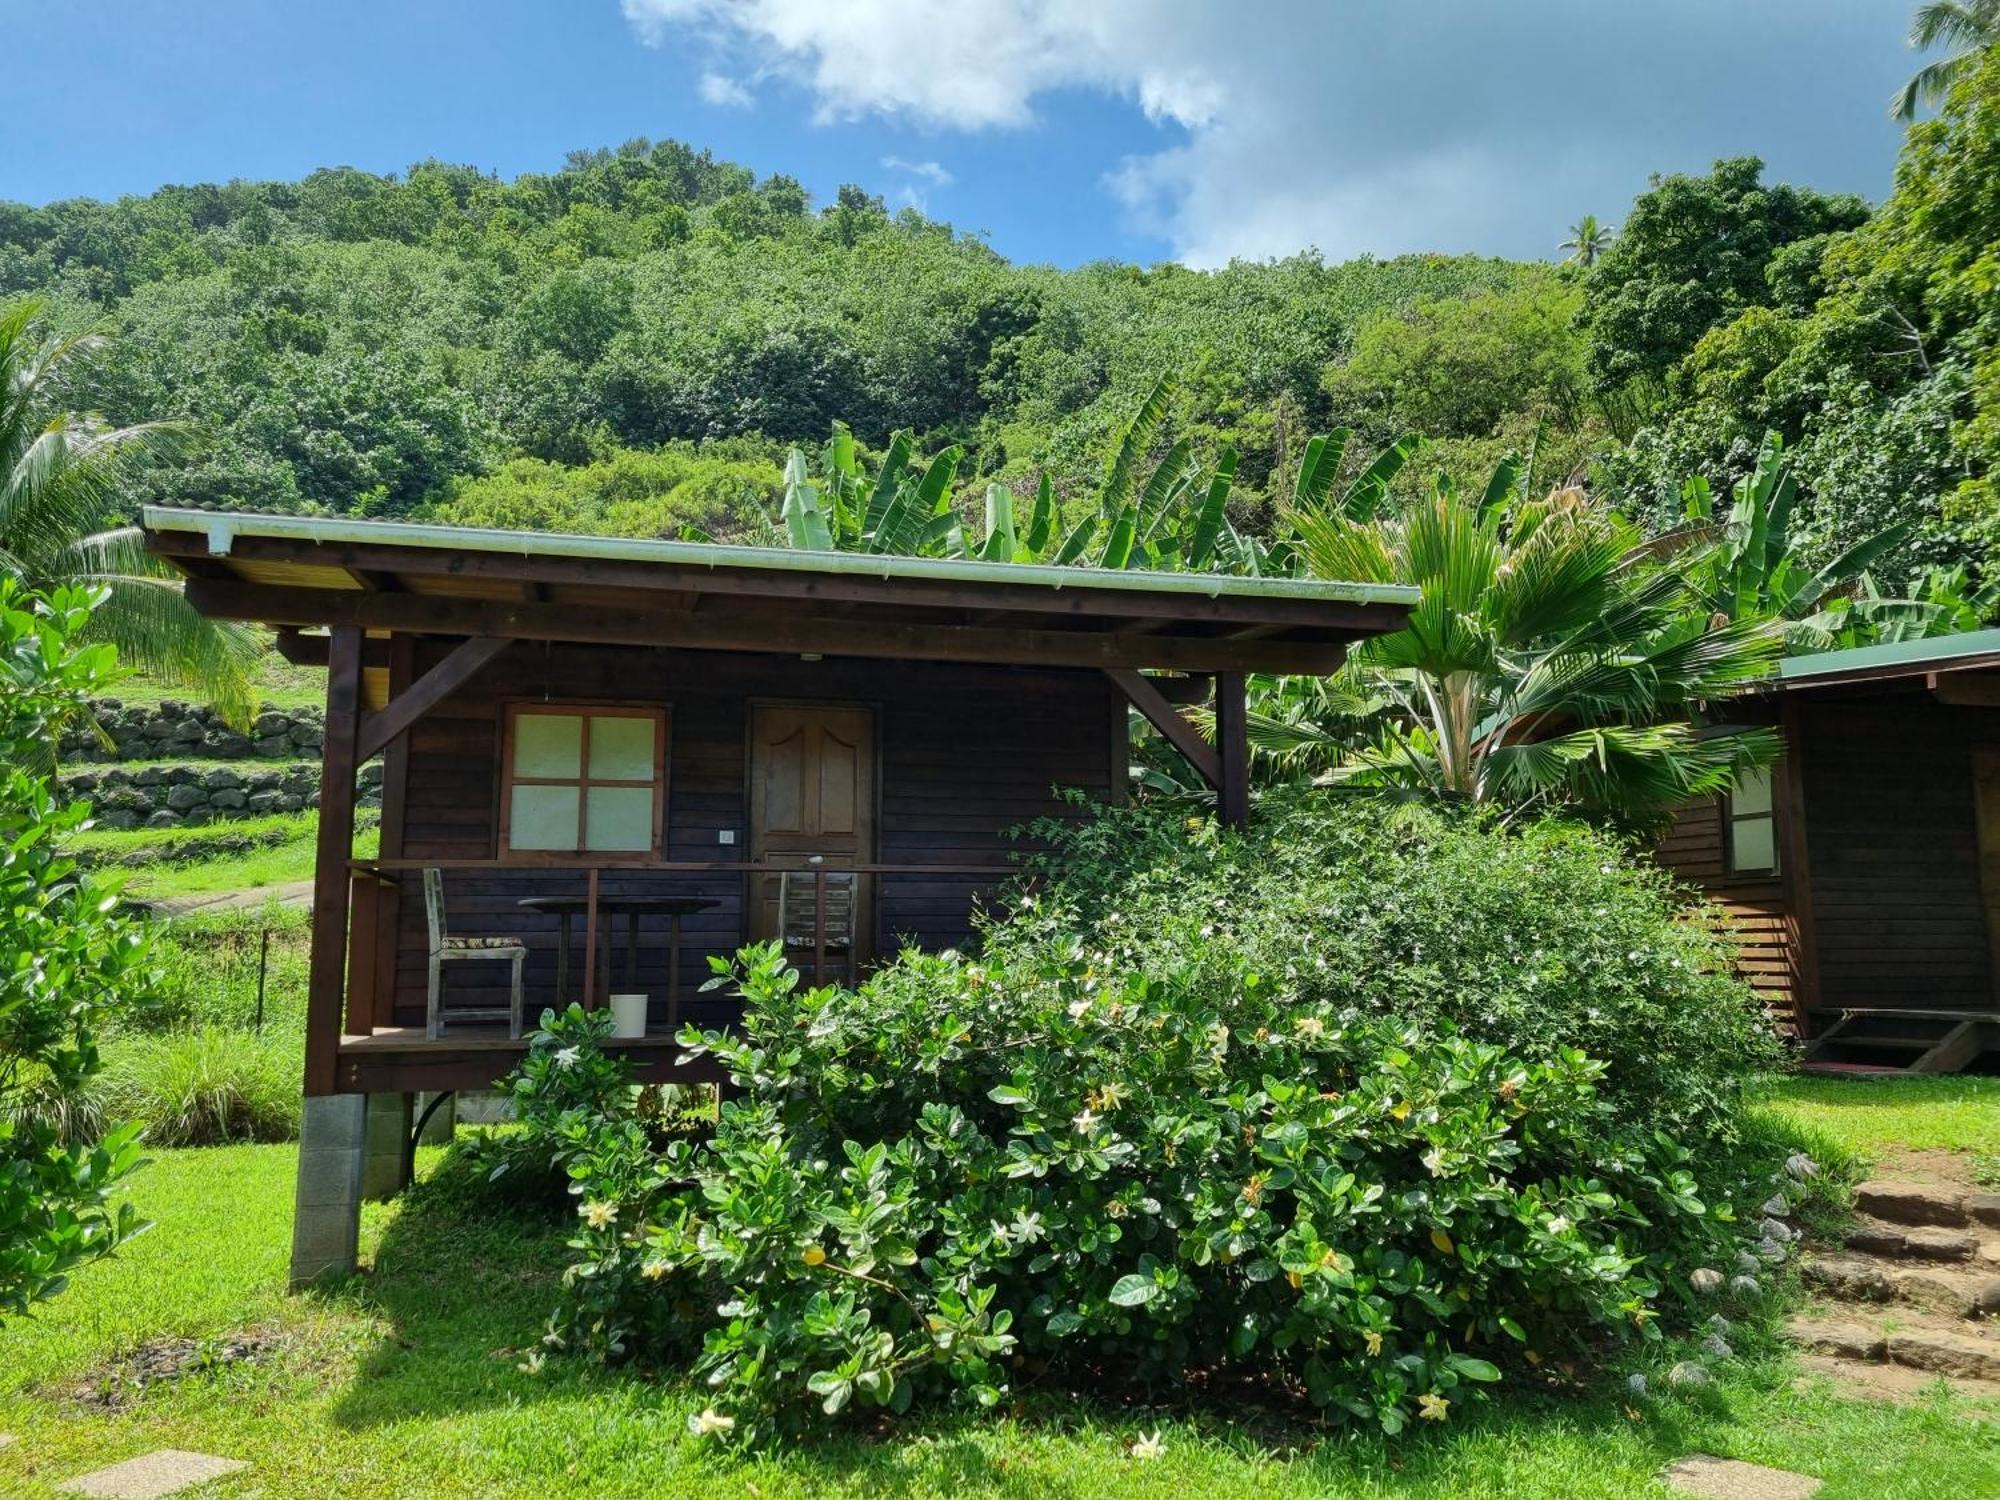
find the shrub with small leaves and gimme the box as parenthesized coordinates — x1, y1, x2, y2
(513, 927, 1770, 1442)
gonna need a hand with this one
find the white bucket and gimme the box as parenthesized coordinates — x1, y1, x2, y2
(609, 993, 649, 1039)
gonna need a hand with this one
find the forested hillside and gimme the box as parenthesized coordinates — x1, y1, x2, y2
(5, 46, 1997, 590)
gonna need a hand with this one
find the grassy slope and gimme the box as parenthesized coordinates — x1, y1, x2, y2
(72, 813, 380, 901)
(1, 1085, 1996, 1499)
(1756, 1076, 2000, 1161)
(109, 650, 324, 714)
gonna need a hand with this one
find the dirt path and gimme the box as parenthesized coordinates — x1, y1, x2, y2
(142, 879, 314, 918)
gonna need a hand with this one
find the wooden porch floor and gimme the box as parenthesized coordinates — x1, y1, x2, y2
(335, 1027, 727, 1093)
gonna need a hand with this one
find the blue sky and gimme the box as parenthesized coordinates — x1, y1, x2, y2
(2, 1, 1923, 269)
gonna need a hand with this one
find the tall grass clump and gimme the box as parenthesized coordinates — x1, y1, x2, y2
(96, 1027, 300, 1146)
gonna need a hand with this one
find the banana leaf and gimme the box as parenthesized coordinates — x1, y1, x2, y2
(1188, 447, 1239, 570)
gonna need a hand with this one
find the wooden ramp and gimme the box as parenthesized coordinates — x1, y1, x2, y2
(1801, 1008, 2000, 1075)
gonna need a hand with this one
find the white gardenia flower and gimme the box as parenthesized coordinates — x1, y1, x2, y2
(1072, 1107, 1100, 1134)
(1294, 1015, 1326, 1038)
(580, 1199, 618, 1230)
(1130, 1431, 1166, 1460)
(553, 1046, 581, 1069)
(690, 1408, 736, 1437)
(1421, 1148, 1446, 1177)
(1546, 1216, 1571, 1234)
(1011, 1210, 1047, 1244)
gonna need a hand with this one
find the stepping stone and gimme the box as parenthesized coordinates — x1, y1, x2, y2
(1785, 1316, 1885, 1361)
(1885, 1328, 2000, 1382)
(1662, 1454, 1822, 1499)
(1801, 1254, 1894, 1301)
(1969, 1193, 2000, 1229)
(1854, 1181, 1967, 1228)
(59, 1449, 248, 1499)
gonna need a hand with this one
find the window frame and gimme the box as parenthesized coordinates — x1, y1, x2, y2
(1723, 765, 1780, 878)
(498, 702, 669, 861)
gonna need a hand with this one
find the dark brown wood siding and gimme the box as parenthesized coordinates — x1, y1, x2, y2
(382, 642, 1119, 1031)
(1794, 689, 1998, 1015)
(1653, 793, 1799, 1027)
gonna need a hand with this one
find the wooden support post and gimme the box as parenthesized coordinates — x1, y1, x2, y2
(370, 635, 414, 1033)
(306, 626, 363, 1097)
(1106, 677, 1130, 805)
(1104, 668, 1222, 790)
(1215, 671, 1250, 829)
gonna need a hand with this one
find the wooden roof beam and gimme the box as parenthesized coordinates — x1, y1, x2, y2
(184, 580, 1357, 676)
(151, 530, 1403, 635)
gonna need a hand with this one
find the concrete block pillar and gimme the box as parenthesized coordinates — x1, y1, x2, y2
(290, 1094, 366, 1289)
(414, 1090, 457, 1146)
(360, 1092, 413, 1202)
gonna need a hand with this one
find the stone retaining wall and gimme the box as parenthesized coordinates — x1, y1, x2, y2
(61, 761, 383, 830)
(60, 699, 327, 764)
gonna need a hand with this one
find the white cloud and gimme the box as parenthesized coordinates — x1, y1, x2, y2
(881, 156, 952, 188)
(621, 0, 1908, 265)
(697, 71, 753, 108)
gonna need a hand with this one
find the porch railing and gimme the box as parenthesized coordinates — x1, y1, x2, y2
(338, 857, 1019, 1040)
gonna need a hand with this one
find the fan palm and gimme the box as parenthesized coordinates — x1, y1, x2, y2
(1892, 0, 2000, 120)
(1559, 215, 1614, 268)
(0, 297, 259, 723)
(1262, 459, 1783, 826)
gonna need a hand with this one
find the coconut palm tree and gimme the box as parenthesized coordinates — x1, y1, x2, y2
(0, 297, 259, 722)
(1892, 0, 2000, 120)
(1258, 457, 1783, 826)
(1559, 215, 1613, 268)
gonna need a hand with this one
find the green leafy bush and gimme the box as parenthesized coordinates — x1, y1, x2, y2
(508, 799, 1784, 1442)
(0, 584, 156, 1321)
(1010, 793, 1783, 1138)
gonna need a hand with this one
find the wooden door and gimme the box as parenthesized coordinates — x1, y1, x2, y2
(749, 705, 875, 969)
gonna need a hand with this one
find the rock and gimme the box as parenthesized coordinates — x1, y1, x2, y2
(246, 791, 282, 813)
(163, 784, 209, 812)
(275, 793, 304, 812)
(169, 718, 204, 742)
(1729, 1274, 1761, 1296)
(1786, 1316, 1884, 1361)
(66, 772, 99, 794)
(1691, 1268, 1724, 1294)
(1901, 1226, 1979, 1262)
(163, 765, 197, 786)
(1627, 1372, 1650, 1397)
(1666, 1361, 1711, 1389)
(1761, 1194, 1790, 1218)
(134, 766, 166, 787)
(1854, 1181, 1968, 1228)
(246, 771, 282, 791)
(252, 736, 294, 759)
(1660, 1454, 1822, 1499)
(253, 711, 294, 736)
(140, 718, 177, 740)
(1886, 1328, 2000, 1381)
(1968, 1193, 2000, 1229)
(201, 767, 244, 791)
(1785, 1153, 1818, 1180)
(53, 1446, 249, 1497)
(1801, 1254, 1894, 1301)
(207, 788, 248, 810)
(1844, 1223, 1907, 1257)
(143, 810, 180, 829)
(1701, 1334, 1734, 1359)
(204, 730, 254, 757)
(1891, 1266, 2000, 1318)
(292, 724, 323, 748)
(100, 767, 132, 788)
(96, 809, 140, 831)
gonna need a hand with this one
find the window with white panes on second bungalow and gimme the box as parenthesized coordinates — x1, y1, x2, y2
(1725, 766, 1778, 876)
(502, 705, 666, 856)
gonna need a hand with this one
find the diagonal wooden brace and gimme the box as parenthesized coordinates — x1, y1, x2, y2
(1104, 668, 1221, 790)
(355, 636, 510, 762)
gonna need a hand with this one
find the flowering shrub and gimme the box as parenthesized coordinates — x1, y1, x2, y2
(516, 935, 1774, 1441)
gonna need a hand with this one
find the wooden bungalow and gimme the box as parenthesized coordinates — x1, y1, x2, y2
(139, 506, 1415, 1283)
(1656, 628, 2000, 1073)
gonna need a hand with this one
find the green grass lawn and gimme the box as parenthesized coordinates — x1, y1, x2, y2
(1754, 1075, 2000, 1163)
(2, 1115, 1996, 1500)
(111, 649, 325, 715)
(70, 812, 380, 901)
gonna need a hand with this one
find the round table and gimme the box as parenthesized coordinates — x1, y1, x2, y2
(516, 894, 720, 1022)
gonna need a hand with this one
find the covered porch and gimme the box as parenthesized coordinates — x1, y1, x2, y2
(141, 506, 1413, 1280)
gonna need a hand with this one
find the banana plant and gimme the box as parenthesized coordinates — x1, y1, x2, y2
(1678, 431, 1913, 650)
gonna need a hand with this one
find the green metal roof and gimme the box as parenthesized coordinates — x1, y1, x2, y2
(1778, 626, 2000, 684)
(141, 506, 1418, 609)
